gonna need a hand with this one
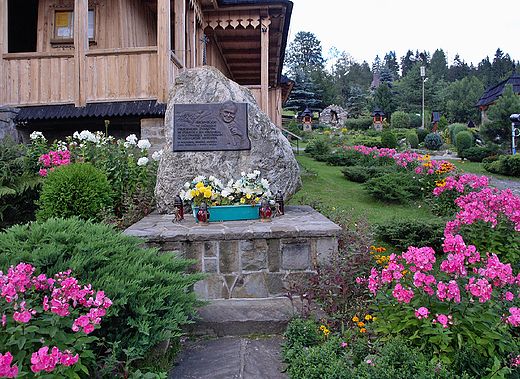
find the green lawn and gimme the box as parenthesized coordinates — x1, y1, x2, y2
(292, 154, 437, 224)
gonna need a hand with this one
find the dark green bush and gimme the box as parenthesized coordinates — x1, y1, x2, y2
(37, 162, 113, 222)
(342, 165, 393, 183)
(455, 131, 473, 156)
(344, 117, 373, 131)
(0, 137, 42, 230)
(352, 136, 381, 148)
(458, 145, 500, 162)
(321, 152, 361, 166)
(449, 123, 468, 143)
(380, 130, 397, 149)
(416, 128, 429, 143)
(483, 154, 520, 177)
(282, 317, 321, 352)
(424, 133, 444, 150)
(390, 111, 411, 129)
(376, 218, 446, 254)
(406, 131, 419, 149)
(0, 217, 206, 358)
(305, 137, 331, 157)
(364, 172, 422, 204)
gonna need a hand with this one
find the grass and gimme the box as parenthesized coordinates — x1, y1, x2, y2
(292, 154, 437, 225)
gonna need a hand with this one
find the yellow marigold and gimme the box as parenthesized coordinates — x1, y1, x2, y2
(360, 328, 366, 333)
(358, 321, 365, 328)
(365, 315, 372, 321)
(352, 316, 359, 322)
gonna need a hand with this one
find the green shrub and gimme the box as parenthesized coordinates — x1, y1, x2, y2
(416, 128, 429, 143)
(455, 131, 473, 156)
(0, 137, 42, 230)
(458, 145, 500, 162)
(390, 111, 411, 129)
(424, 133, 444, 150)
(376, 218, 446, 254)
(0, 217, 206, 358)
(364, 172, 422, 204)
(342, 165, 392, 183)
(287, 117, 302, 137)
(344, 117, 373, 131)
(352, 135, 381, 148)
(483, 154, 520, 177)
(283, 317, 321, 352)
(305, 137, 331, 157)
(380, 130, 397, 149)
(321, 152, 359, 167)
(449, 123, 468, 143)
(406, 131, 419, 149)
(37, 162, 112, 222)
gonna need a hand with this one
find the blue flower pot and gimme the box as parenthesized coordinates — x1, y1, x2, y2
(192, 204, 260, 222)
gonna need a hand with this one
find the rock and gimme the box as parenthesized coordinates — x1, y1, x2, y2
(319, 104, 349, 126)
(155, 66, 301, 214)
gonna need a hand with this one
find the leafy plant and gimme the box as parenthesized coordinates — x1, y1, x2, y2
(424, 133, 444, 150)
(390, 111, 411, 129)
(416, 128, 430, 143)
(455, 131, 473, 156)
(341, 165, 392, 183)
(36, 162, 113, 222)
(0, 217, 206, 359)
(364, 172, 422, 204)
(459, 145, 500, 162)
(406, 131, 419, 149)
(380, 130, 397, 149)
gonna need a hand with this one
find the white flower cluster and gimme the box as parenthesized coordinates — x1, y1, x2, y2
(29, 131, 46, 141)
(152, 149, 163, 161)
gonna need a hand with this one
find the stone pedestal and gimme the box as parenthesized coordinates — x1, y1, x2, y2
(124, 205, 341, 300)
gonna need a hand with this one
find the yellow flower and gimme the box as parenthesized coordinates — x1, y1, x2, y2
(240, 198, 246, 204)
(196, 182, 204, 189)
(373, 317, 377, 322)
(352, 316, 359, 322)
(365, 315, 372, 321)
(358, 321, 365, 328)
(204, 189, 212, 198)
(360, 328, 366, 333)
(246, 193, 252, 199)
(190, 189, 196, 197)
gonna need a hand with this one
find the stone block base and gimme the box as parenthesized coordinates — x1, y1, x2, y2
(125, 205, 341, 300)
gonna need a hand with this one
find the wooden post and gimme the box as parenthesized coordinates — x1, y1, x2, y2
(260, 16, 270, 115)
(175, 0, 186, 68)
(157, 0, 171, 103)
(74, 0, 88, 107)
(0, 0, 7, 106)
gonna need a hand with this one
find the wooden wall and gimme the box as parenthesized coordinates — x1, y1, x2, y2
(37, 0, 157, 53)
(247, 85, 282, 128)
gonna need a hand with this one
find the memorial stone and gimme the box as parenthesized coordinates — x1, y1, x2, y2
(155, 66, 301, 214)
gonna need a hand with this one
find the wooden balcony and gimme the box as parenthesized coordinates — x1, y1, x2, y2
(1, 47, 182, 107)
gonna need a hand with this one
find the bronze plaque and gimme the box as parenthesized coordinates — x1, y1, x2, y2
(173, 101, 251, 151)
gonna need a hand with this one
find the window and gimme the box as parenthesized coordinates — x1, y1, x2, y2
(51, 8, 96, 45)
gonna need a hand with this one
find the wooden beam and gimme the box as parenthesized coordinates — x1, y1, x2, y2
(174, 0, 186, 67)
(0, 0, 7, 106)
(157, 0, 171, 102)
(74, 0, 88, 107)
(260, 16, 269, 114)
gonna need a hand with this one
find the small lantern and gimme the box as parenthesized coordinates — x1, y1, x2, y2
(259, 198, 272, 222)
(173, 194, 184, 222)
(275, 191, 284, 215)
(196, 202, 210, 224)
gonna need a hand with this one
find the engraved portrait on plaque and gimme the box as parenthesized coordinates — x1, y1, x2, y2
(173, 101, 251, 151)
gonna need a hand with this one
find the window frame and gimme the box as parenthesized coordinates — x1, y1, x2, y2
(50, 6, 97, 46)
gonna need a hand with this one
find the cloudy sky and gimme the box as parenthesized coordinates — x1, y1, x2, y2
(287, 0, 520, 67)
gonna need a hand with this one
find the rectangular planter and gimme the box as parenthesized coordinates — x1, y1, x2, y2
(193, 204, 260, 222)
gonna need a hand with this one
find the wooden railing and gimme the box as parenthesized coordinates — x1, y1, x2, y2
(1, 47, 174, 107)
(2, 51, 75, 106)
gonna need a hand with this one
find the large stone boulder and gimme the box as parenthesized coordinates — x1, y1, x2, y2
(155, 66, 301, 214)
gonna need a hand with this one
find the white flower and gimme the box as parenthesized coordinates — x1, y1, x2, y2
(56, 141, 68, 151)
(194, 175, 206, 183)
(137, 157, 149, 166)
(184, 182, 191, 189)
(137, 139, 151, 150)
(79, 130, 95, 142)
(30, 131, 45, 141)
(221, 188, 233, 197)
(126, 134, 138, 145)
(247, 172, 256, 180)
(241, 171, 246, 177)
(152, 149, 163, 161)
(73, 131, 81, 139)
(260, 178, 270, 188)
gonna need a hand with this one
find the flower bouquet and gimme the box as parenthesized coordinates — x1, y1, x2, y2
(180, 171, 273, 222)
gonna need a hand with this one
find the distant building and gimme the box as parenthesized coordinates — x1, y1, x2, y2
(371, 106, 385, 131)
(475, 72, 520, 122)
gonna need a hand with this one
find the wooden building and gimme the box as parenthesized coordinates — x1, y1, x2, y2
(0, 0, 294, 143)
(475, 72, 520, 123)
(371, 106, 384, 131)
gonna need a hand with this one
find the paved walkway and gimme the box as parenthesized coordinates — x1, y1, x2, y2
(168, 336, 288, 379)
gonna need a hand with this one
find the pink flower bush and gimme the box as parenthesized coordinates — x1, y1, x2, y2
(38, 150, 71, 176)
(0, 263, 112, 376)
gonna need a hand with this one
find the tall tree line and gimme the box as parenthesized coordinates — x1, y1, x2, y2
(283, 31, 518, 125)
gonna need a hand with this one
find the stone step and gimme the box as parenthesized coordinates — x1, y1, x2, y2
(183, 297, 300, 337)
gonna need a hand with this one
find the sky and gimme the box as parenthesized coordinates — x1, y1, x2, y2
(287, 0, 520, 68)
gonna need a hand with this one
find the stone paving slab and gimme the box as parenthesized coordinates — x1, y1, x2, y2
(168, 336, 288, 379)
